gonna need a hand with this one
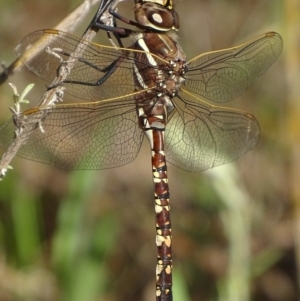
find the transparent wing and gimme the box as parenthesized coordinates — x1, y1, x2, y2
(184, 32, 283, 102)
(0, 94, 144, 170)
(165, 89, 260, 172)
(15, 29, 166, 101)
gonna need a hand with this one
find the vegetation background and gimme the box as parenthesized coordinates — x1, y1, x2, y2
(0, 0, 298, 300)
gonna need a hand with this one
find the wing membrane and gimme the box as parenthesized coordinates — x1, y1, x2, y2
(165, 89, 260, 171)
(184, 32, 283, 102)
(7, 30, 280, 171)
(0, 94, 144, 170)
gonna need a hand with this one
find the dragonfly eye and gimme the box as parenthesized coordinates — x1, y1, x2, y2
(135, 2, 180, 31)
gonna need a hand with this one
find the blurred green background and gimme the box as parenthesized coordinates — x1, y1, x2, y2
(0, 0, 298, 301)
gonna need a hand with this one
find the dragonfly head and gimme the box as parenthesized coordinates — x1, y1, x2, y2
(134, 0, 180, 31)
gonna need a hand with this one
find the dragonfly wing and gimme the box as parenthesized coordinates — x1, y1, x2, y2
(165, 89, 260, 172)
(15, 29, 164, 101)
(184, 32, 283, 103)
(0, 95, 144, 170)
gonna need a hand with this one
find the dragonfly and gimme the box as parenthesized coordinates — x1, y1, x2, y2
(0, 0, 283, 300)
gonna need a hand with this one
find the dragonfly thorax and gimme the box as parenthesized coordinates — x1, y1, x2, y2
(133, 32, 186, 101)
(135, 32, 185, 61)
